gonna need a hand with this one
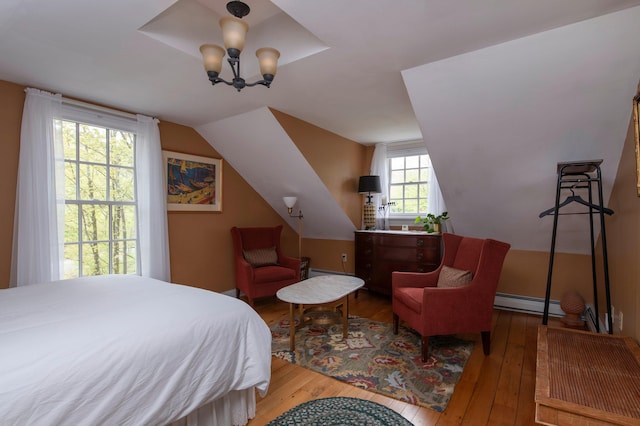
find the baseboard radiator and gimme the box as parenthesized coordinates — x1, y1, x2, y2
(309, 268, 352, 278)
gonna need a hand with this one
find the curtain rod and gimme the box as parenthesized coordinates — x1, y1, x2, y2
(61, 97, 138, 121)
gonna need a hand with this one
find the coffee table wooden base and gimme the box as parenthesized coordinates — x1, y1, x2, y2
(288, 295, 349, 351)
(276, 275, 364, 352)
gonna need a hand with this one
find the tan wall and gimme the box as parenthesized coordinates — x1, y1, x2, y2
(302, 238, 356, 273)
(160, 121, 298, 292)
(271, 109, 365, 229)
(499, 249, 593, 301)
(596, 111, 640, 341)
(270, 109, 368, 272)
(0, 81, 23, 288)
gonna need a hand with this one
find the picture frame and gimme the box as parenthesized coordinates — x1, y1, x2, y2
(163, 150, 222, 212)
(634, 93, 640, 197)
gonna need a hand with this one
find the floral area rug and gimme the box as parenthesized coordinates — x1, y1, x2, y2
(271, 316, 474, 412)
(266, 396, 413, 425)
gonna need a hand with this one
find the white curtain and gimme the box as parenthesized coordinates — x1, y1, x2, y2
(11, 91, 171, 286)
(427, 158, 446, 215)
(136, 115, 171, 281)
(10, 88, 65, 286)
(427, 159, 450, 232)
(370, 143, 388, 229)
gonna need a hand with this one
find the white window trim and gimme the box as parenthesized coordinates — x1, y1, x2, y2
(59, 108, 140, 278)
(386, 141, 429, 220)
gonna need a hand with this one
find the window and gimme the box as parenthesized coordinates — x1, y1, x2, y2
(386, 142, 431, 217)
(58, 113, 138, 279)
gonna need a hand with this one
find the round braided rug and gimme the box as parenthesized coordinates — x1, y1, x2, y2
(266, 396, 414, 425)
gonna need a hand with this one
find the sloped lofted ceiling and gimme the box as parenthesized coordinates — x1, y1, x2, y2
(197, 107, 356, 240)
(403, 7, 640, 253)
(1, 1, 639, 253)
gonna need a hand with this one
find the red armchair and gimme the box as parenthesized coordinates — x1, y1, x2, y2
(231, 225, 301, 307)
(392, 232, 511, 361)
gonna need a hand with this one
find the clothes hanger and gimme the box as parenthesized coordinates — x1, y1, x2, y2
(538, 186, 614, 218)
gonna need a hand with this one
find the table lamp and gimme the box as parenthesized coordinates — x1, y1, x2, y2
(358, 175, 381, 230)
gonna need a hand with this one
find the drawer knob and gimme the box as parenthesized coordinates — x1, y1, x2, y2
(417, 239, 424, 247)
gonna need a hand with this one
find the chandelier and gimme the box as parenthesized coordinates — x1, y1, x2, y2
(199, 1, 280, 92)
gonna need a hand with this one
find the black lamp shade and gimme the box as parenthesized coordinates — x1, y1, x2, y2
(358, 175, 381, 194)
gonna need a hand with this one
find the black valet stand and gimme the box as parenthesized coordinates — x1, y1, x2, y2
(539, 160, 614, 333)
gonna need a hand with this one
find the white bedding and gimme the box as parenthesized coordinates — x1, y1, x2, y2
(0, 275, 271, 425)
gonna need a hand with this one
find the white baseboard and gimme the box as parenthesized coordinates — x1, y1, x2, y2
(493, 292, 564, 317)
(309, 268, 352, 278)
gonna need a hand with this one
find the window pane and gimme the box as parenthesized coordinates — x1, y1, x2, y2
(389, 185, 403, 199)
(110, 130, 134, 166)
(404, 199, 418, 213)
(419, 183, 429, 199)
(112, 240, 124, 274)
(82, 242, 109, 276)
(420, 155, 430, 167)
(64, 162, 77, 200)
(79, 124, 107, 164)
(112, 240, 137, 275)
(405, 169, 419, 183)
(110, 166, 135, 201)
(81, 204, 109, 241)
(405, 184, 418, 198)
(63, 244, 80, 279)
(112, 205, 136, 239)
(390, 157, 404, 170)
(64, 204, 79, 243)
(419, 198, 428, 212)
(79, 164, 107, 200)
(126, 241, 137, 273)
(390, 203, 402, 214)
(62, 121, 77, 160)
(420, 168, 430, 181)
(390, 170, 404, 184)
(406, 155, 420, 169)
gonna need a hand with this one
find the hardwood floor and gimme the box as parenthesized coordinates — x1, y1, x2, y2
(248, 289, 562, 426)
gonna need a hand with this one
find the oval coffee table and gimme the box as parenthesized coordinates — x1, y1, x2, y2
(276, 275, 364, 351)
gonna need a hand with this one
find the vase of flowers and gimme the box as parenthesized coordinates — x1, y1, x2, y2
(415, 212, 449, 233)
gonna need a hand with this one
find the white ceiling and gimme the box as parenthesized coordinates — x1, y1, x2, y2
(1, 0, 640, 252)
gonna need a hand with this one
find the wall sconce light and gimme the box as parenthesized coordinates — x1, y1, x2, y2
(283, 196, 303, 258)
(283, 196, 303, 219)
(358, 175, 381, 230)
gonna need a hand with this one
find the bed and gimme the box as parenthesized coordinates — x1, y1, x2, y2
(0, 274, 271, 425)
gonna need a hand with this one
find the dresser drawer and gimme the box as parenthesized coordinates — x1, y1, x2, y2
(354, 231, 441, 296)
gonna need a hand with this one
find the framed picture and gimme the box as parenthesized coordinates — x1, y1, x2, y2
(163, 150, 222, 212)
(634, 93, 640, 197)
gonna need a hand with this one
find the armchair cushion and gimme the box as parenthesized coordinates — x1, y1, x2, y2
(394, 287, 424, 314)
(436, 265, 473, 288)
(243, 246, 278, 267)
(254, 265, 298, 284)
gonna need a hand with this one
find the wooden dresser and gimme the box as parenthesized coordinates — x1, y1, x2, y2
(354, 231, 441, 296)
